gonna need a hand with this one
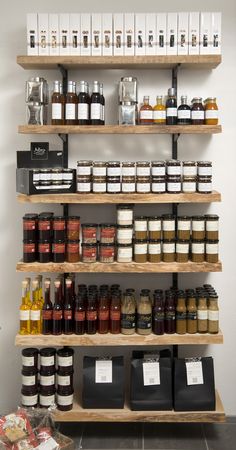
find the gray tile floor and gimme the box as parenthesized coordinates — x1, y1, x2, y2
(58, 418, 236, 450)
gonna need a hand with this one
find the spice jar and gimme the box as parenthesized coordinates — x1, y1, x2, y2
(192, 216, 205, 240)
(197, 161, 212, 177)
(167, 176, 181, 193)
(82, 243, 97, 263)
(191, 240, 205, 263)
(21, 387, 38, 408)
(57, 386, 74, 411)
(38, 241, 51, 263)
(137, 293, 152, 335)
(57, 348, 74, 371)
(151, 161, 166, 177)
(63, 169, 74, 181)
(22, 348, 38, 369)
(39, 387, 56, 408)
(107, 161, 121, 177)
(176, 293, 187, 334)
(197, 176, 212, 193)
(107, 176, 121, 193)
(52, 240, 65, 263)
(117, 243, 133, 263)
(23, 214, 38, 241)
(205, 215, 219, 240)
(176, 240, 189, 263)
(67, 216, 80, 240)
(22, 367, 38, 388)
(38, 216, 52, 241)
(117, 225, 133, 244)
(117, 205, 133, 226)
(77, 176, 92, 193)
(40, 348, 56, 370)
(82, 224, 98, 244)
(152, 176, 166, 193)
(148, 240, 161, 263)
(148, 217, 162, 240)
(162, 214, 175, 240)
(166, 160, 181, 176)
(134, 216, 148, 240)
(122, 176, 136, 193)
(136, 176, 151, 193)
(208, 295, 219, 334)
(134, 239, 148, 263)
(182, 161, 197, 177)
(93, 161, 107, 177)
(100, 224, 116, 244)
(191, 97, 205, 124)
(136, 161, 151, 177)
(197, 295, 208, 333)
(205, 240, 219, 263)
(121, 293, 136, 334)
(182, 177, 197, 193)
(99, 243, 115, 263)
(162, 240, 175, 262)
(92, 176, 107, 193)
(77, 160, 92, 176)
(187, 296, 197, 334)
(204, 97, 218, 125)
(53, 216, 66, 241)
(67, 240, 80, 263)
(177, 216, 191, 240)
(122, 161, 136, 177)
(23, 240, 36, 263)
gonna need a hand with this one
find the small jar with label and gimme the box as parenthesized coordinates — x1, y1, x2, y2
(136, 161, 151, 177)
(77, 176, 92, 193)
(206, 240, 219, 263)
(92, 176, 107, 193)
(122, 161, 136, 177)
(197, 161, 212, 177)
(93, 161, 107, 177)
(77, 160, 92, 176)
(191, 240, 205, 263)
(117, 225, 133, 244)
(182, 177, 197, 193)
(107, 176, 121, 193)
(167, 176, 181, 193)
(191, 97, 205, 124)
(100, 224, 116, 244)
(192, 216, 205, 240)
(117, 243, 133, 263)
(176, 240, 189, 263)
(23, 214, 38, 241)
(21, 386, 38, 408)
(166, 160, 181, 176)
(107, 161, 121, 177)
(40, 169, 52, 182)
(204, 97, 218, 125)
(162, 214, 175, 240)
(39, 367, 56, 388)
(205, 215, 219, 240)
(57, 348, 74, 371)
(134, 239, 148, 263)
(63, 169, 74, 182)
(151, 161, 166, 177)
(177, 216, 191, 240)
(148, 216, 162, 240)
(23, 240, 37, 263)
(82, 243, 97, 263)
(82, 224, 98, 244)
(134, 216, 148, 240)
(67, 240, 80, 263)
(99, 243, 115, 263)
(57, 386, 74, 411)
(117, 205, 133, 226)
(197, 176, 212, 193)
(148, 240, 161, 263)
(38, 240, 51, 263)
(152, 176, 166, 193)
(136, 176, 151, 193)
(51, 169, 63, 182)
(40, 180, 51, 190)
(122, 176, 136, 193)
(39, 386, 56, 408)
(208, 295, 219, 334)
(57, 368, 73, 388)
(22, 348, 38, 370)
(52, 240, 65, 263)
(38, 216, 52, 241)
(53, 216, 66, 241)
(162, 240, 175, 262)
(67, 216, 80, 240)
(182, 161, 197, 177)
(22, 367, 38, 388)
(33, 169, 40, 182)
(40, 348, 56, 370)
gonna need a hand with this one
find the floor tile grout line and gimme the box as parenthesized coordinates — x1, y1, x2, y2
(201, 423, 210, 450)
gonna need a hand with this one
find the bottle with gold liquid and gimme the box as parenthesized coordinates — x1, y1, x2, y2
(19, 280, 30, 335)
(36, 275, 44, 308)
(25, 278, 31, 306)
(153, 96, 166, 124)
(30, 280, 41, 334)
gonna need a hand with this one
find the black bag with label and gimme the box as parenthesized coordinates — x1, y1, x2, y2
(130, 350, 173, 411)
(82, 356, 125, 409)
(174, 357, 216, 411)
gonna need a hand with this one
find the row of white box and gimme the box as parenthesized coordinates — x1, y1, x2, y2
(27, 12, 221, 57)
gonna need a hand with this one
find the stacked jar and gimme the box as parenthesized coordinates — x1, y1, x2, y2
(39, 348, 56, 408)
(191, 214, 219, 263)
(117, 205, 133, 263)
(33, 168, 74, 191)
(57, 348, 74, 411)
(21, 348, 39, 408)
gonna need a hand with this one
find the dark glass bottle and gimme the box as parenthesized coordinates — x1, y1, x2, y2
(166, 88, 177, 125)
(177, 95, 191, 125)
(65, 81, 77, 125)
(52, 280, 63, 335)
(42, 279, 53, 335)
(86, 295, 97, 334)
(51, 80, 65, 125)
(165, 292, 176, 334)
(152, 295, 165, 335)
(98, 294, 109, 334)
(90, 81, 101, 125)
(64, 279, 73, 335)
(74, 295, 86, 335)
(77, 81, 90, 125)
(110, 293, 121, 334)
(100, 83, 105, 125)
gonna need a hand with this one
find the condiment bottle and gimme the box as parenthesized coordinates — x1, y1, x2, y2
(177, 95, 191, 125)
(187, 295, 197, 334)
(153, 95, 166, 124)
(19, 280, 30, 335)
(100, 83, 105, 125)
(165, 293, 176, 334)
(65, 81, 77, 125)
(51, 80, 65, 125)
(30, 280, 41, 334)
(137, 291, 152, 335)
(77, 81, 90, 125)
(139, 96, 153, 125)
(110, 293, 121, 334)
(152, 295, 164, 335)
(176, 292, 187, 334)
(98, 295, 109, 334)
(208, 295, 219, 334)
(197, 294, 208, 333)
(42, 278, 53, 335)
(52, 279, 63, 335)
(191, 97, 204, 125)
(74, 295, 86, 335)
(86, 295, 97, 334)
(204, 97, 218, 125)
(64, 279, 73, 335)
(90, 81, 101, 125)
(121, 293, 136, 335)
(166, 88, 177, 125)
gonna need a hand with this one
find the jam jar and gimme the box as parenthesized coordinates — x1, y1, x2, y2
(122, 161, 136, 177)
(152, 176, 166, 193)
(117, 243, 133, 263)
(39, 367, 56, 387)
(77, 160, 92, 176)
(99, 243, 116, 263)
(122, 177, 136, 193)
(82, 224, 98, 244)
(93, 161, 107, 177)
(205, 215, 219, 241)
(39, 386, 56, 408)
(52, 240, 65, 263)
(117, 205, 133, 226)
(100, 224, 116, 244)
(53, 216, 66, 240)
(177, 216, 191, 240)
(107, 161, 121, 177)
(40, 169, 52, 181)
(162, 214, 175, 240)
(134, 239, 148, 263)
(107, 176, 121, 193)
(197, 161, 212, 177)
(205, 240, 219, 263)
(51, 169, 62, 182)
(204, 97, 218, 125)
(67, 240, 80, 263)
(67, 216, 80, 240)
(191, 97, 205, 124)
(151, 161, 166, 176)
(57, 348, 74, 371)
(22, 367, 38, 388)
(148, 216, 162, 240)
(182, 161, 197, 177)
(117, 225, 133, 244)
(197, 176, 212, 193)
(148, 240, 161, 263)
(166, 160, 181, 176)
(191, 240, 205, 263)
(57, 368, 74, 388)
(162, 240, 176, 262)
(21, 387, 38, 408)
(23, 240, 37, 263)
(134, 216, 148, 240)
(192, 216, 205, 240)
(40, 348, 56, 370)
(167, 176, 181, 193)
(57, 386, 74, 411)
(23, 214, 38, 241)
(92, 177, 107, 193)
(63, 168, 74, 181)
(182, 177, 196, 193)
(136, 176, 151, 193)
(82, 243, 97, 262)
(38, 240, 51, 263)
(136, 161, 151, 177)
(22, 348, 38, 369)
(38, 215, 52, 241)
(176, 240, 190, 263)
(77, 176, 92, 193)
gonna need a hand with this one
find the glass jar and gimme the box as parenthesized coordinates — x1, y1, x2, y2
(22, 348, 38, 370)
(137, 293, 152, 335)
(100, 224, 116, 244)
(99, 243, 116, 263)
(205, 215, 219, 241)
(152, 176, 166, 193)
(134, 216, 148, 240)
(39, 386, 56, 408)
(38, 240, 51, 263)
(182, 161, 197, 177)
(92, 176, 106, 193)
(93, 161, 107, 177)
(40, 348, 56, 370)
(191, 97, 205, 124)
(107, 176, 121, 193)
(77, 176, 92, 193)
(52, 240, 65, 263)
(40, 169, 52, 181)
(38, 216, 52, 241)
(205, 240, 219, 263)
(204, 97, 218, 125)
(176, 240, 189, 263)
(39, 180, 51, 190)
(197, 161, 212, 177)
(22, 367, 38, 388)
(63, 168, 74, 181)
(40, 368, 56, 387)
(53, 216, 66, 241)
(162, 214, 175, 240)
(136, 161, 151, 177)
(117, 205, 133, 226)
(67, 240, 80, 263)
(148, 216, 162, 240)
(162, 240, 175, 262)
(117, 243, 133, 263)
(23, 240, 36, 263)
(21, 387, 38, 408)
(177, 216, 191, 240)
(122, 176, 136, 193)
(182, 177, 197, 193)
(167, 176, 181, 193)
(77, 160, 92, 176)
(51, 169, 62, 182)
(197, 176, 212, 193)
(166, 160, 181, 176)
(67, 216, 80, 240)
(117, 225, 133, 244)
(33, 169, 40, 182)
(57, 368, 73, 388)
(82, 243, 97, 263)
(23, 214, 38, 241)
(107, 161, 121, 177)
(151, 161, 166, 177)
(192, 216, 205, 240)
(148, 240, 161, 263)
(82, 224, 98, 244)
(136, 176, 151, 193)
(57, 348, 74, 371)
(134, 239, 148, 263)
(57, 386, 74, 411)
(122, 161, 136, 177)
(191, 240, 205, 263)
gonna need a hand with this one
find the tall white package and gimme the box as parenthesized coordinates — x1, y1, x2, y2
(167, 12, 177, 55)
(81, 13, 91, 56)
(135, 14, 145, 56)
(49, 14, 59, 56)
(113, 14, 124, 56)
(124, 13, 135, 56)
(59, 14, 70, 55)
(145, 14, 156, 55)
(177, 12, 189, 55)
(38, 13, 49, 56)
(200, 12, 212, 55)
(156, 13, 167, 55)
(102, 13, 113, 56)
(27, 13, 38, 55)
(92, 13, 102, 56)
(188, 12, 200, 55)
(212, 12, 222, 54)
(70, 14, 80, 56)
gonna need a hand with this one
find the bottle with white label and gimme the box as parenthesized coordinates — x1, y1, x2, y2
(19, 280, 30, 335)
(30, 279, 41, 335)
(51, 80, 65, 125)
(139, 96, 153, 125)
(166, 88, 177, 125)
(208, 295, 219, 334)
(100, 83, 105, 125)
(153, 96, 166, 124)
(204, 97, 219, 125)
(191, 97, 205, 125)
(197, 296, 208, 333)
(91, 81, 101, 125)
(177, 95, 191, 125)
(65, 81, 77, 125)
(77, 81, 90, 125)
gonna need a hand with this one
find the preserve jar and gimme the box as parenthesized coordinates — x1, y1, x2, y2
(137, 294, 152, 335)
(38, 240, 51, 263)
(100, 223, 116, 244)
(191, 240, 205, 263)
(117, 205, 133, 226)
(39, 180, 51, 190)
(152, 176, 166, 193)
(57, 386, 74, 411)
(122, 161, 136, 177)
(192, 216, 205, 240)
(148, 240, 161, 263)
(67, 216, 80, 240)
(39, 386, 56, 408)
(107, 161, 121, 177)
(205, 240, 219, 263)
(134, 216, 148, 240)
(176, 240, 190, 263)
(77, 176, 91, 193)
(177, 216, 191, 240)
(51, 180, 62, 190)
(39, 368, 56, 387)
(117, 243, 133, 263)
(53, 216, 66, 241)
(197, 176, 212, 193)
(117, 225, 133, 244)
(99, 243, 115, 263)
(182, 161, 197, 177)
(23, 240, 36, 263)
(40, 348, 56, 370)
(148, 216, 162, 240)
(167, 176, 181, 193)
(82, 224, 98, 244)
(162, 240, 175, 262)
(81, 243, 97, 262)
(32, 169, 40, 182)
(52, 240, 65, 263)
(93, 161, 107, 177)
(38, 216, 52, 241)
(136, 161, 151, 177)
(92, 176, 106, 193)
(191, 97, 205, 124)
(134, 239, 148, 263)
(166, 160, 181, 176)
(182, 177, 197, 193)
(67, 240, 80, 263)
(122, 176, 136, 193)
(136, 176, 151, 193)
(57, 347, 74, 371)
(51, 169, 63, 182)
(40, 169, 52, 181)
(21, 387, 38, 408)
(204, 97, 218, 125)
(23, 214, 38, 241)
(151, 161, 166, 176)
(197, 161, 212, 177)
(63, 168, 74, 181)
(107, 176, 121, 193)
(22, 367, 38, 388)
(57, 368, 73, 388)
(205, 215, 219, 240)
(22, 348, 38, 369)
(77, 160, 92, 176)
(162, 214, 175, 240)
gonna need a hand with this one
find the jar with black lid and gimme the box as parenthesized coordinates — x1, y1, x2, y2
(136, 161, 151, 177)
(107, 176, 121, 193)
(134, 239, 148, 263)
(77, 176, 92, 193)
(22, 348, 38, 369)
(57, 386, 74, 411)
(162, 240, 176, 262)
(82, 223, 98, 244)
(176, 240, 190, 263)
(117, 225, 133, 244)
(166, 160, 181, 176)
(191, 97, 205, 124)
(21, 386, 38, 408)
(122, 176, 136, 193)
(51, 168, 63, 182)
(122, 161, 136, 177)
(117, 243, 133, 263)
(38, 240, 51, 263)
(117, 204, 133, 226)
(57, 348, 74, 372)
(92, 176, 107, 193)
(57, 368, 74, 388)
(107, 161, 121, 177)
(52, 240, 65, 263)
(183, 161, 197, 177)
(177, 216, 191, 240)
(39, 386, 56, 408)
(40, 367, 56, 387)
(99, 242, 116, 263)
(148, 240, 161, 263)
(23, 214, 38, 241)
(63, 168, 74, 181)
(162, 215, 175, 240)
(182, 177, 197, 193)
(136, 176, 151, 193)
(93, 161, 107, 177)
(77, 160, 93, 176)
(23, 240, 37, 263)
(22, 367, 38, 388)
(191, 240, 205, 263)
(197, 161, 212, 177)
(38, 215, 52, 241)
(205, 215, 219, 240)
(82, 242, 98, 262)
(197, 176, 212, 193)
(151, 161, 166, 177)
(53, 216, 66, 241)
(100, 224, 116, 244)
(192, 216, 205, 240)
(167, 176, 181, 193)
(40, 348, 56, 370)
(152, 176, 166, 193)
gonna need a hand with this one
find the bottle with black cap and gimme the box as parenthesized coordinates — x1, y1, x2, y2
(90, 81, 101, 125)
(166, 87, 177, 125)
(77, 81, 90, 125)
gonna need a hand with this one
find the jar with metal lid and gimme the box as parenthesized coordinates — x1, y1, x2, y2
(136, 161, 151, 177)
(107, 161, 121, 177)
(38, 240, 51, 263)
(77, 160, 92, 176)
(22, 367, 38, 388)
(21, 386, 38, 408)
(192, 216, 205, 240)
(53, 216, 66, 241)
(38, 215, 52, 241)
(197, 161, 212, 177)
(182, 161, 197, 177)
(134, 239, 148, 263)
(40, 367, 56, 387)
(57, 348, 74, 371)
(39, 386, 56, 408)
(162, 215, 175, 240)
(176, 240, 189, 263)
(122, 161, 136, 177)
(77, 176, 91, 193)
(117, 243, 133, 263)
(136, 176, 151, 193)
(205, 240, 219, 263)
(82, 243, 97, 262)
(152, 176, 166, 193)
(166, 160, 181, 176)
(52, 240, 65, 263)
(63, 169, 74, 181)
(57, 386, 74, 411)
(92, 176, 106, 193)
(162, 240, 175, 262)
(82, 224, 98, 244)
(191, 240, 205, 263)
(33, 169, 40, 182)
(148, 240, 161, 263)
(51, 169, 63, 182)
(182, 177, 196, 193)
(148, 216, 162, 240)
(191, 97, 205, 124)
(67, 216, 80, 240)
(100, 223, 116, 244)
(205, 215, 219, 240)
(117, 205, 133, 226)
(51, 180, 62, 190)
(204, 97, 218, 125)
(57, 368, 74, 388)
(99, 243, 116, 263)
(167, 176, 181, 193)
(23, 214, 38, 241)
(39, 180, 51, 190)
(40, 169, 52, 181)
(197, 176, 212, 193)
(177, 216, 191, 240)
(134, 216, 148, 240)
(40, 348, 56, 370)
(93, 161, 107, 177)
(122, 176, 136, 193)
(23, 240, 37, 263)
(107, 176, 121, 193)
(67, 240, 80, 263)
(117, 225, 133, 244)
(151, 161, 166, 177)
(22, 348, 38, 370)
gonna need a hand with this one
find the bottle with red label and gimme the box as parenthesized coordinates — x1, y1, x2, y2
(52, 279, 63, 335)
(110, 293, 121, 334)
(42, 278, 53, 335)
(86, 295, 97, 334)
(64, 279, 73, 335)
(98, 295, 109, 334)
(74, 294, 86, 335)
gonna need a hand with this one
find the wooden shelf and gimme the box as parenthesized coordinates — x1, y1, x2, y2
(16, 261, 222, 273)
(51, 391, 225, 423)
(17, 55, 222, 70)
(17, 191, 221, 204)
(18, 124, 222, 135)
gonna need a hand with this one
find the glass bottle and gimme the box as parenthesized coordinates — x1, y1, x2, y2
(52, 280, 63, 335)
(90, 81, 101, 125)
(165, 292, 176, 333)
(187, 295, 197, 334)
(36, 275, 44, 309)
(204, 97, 218, 125)
(30, 280, 41, 335)
(197, 295, 208, 333)
(25, 278, 31, 306)
(121, 293, 136, 335)
(191, 97, 205, 125)
(77, 81, 90, 125)
(100, 83, 105, 125)
(176, 292, 187, 334)
(65, 81, 77, 125)
(177, 95, 191, 125)
(110, 293, 121, 334)
(51, 80, 65, 125)
(137, 292, 152, 335)
(208, 295, 219, 334)
(86, 295, 97, 334)
(98, 294, 109, 334)
(19, 280, 30, 335)
(139, 96, 153, 125)
(166, 88, 177, 125)
(64, 279, 73, 335)
(152, 295, 164, 335)
(42, 278, 53, 335)
(153, 95, 166, 124)
(74, 295, 86, 335)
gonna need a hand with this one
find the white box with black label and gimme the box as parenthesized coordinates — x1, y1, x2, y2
(135, 13, 145, 55)
(167, 12, 177, 55)
(188, 12, 200, 55)
(212, 12, 221, 54)
(27, 13, 38, 55)
(102, 13, 113, 56)
(200, 12, 212, 54)
(38, 13, 49, 56)
(92, 13, 102, 56)
(70, 13, 80, 55)
(156, 13, 167, 55)
(81, 13, 91, 56)
(113, 13, 124, 56)
(145, 14, 156, 55)
(59, 14, 70, 55)
(178, 12, 188, 55)
(49, 14, 59, 56)
(124, 13, 135, 56)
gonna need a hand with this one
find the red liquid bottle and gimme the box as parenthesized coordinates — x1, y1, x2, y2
(64, 279, 73, 335)
(110, 293, 121, 334)
(152, 295, 164, 335)
(42, 278, 53, 335)
(52, 279, 63, 335)
(98, 294, 109, 334)
(86, 295, 97, 334)
(74, 295, 86, 335)
(165, 292, 176, 334)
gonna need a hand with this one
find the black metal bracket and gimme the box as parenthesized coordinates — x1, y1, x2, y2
(58, 133, 67, 143)
(57, 65, 69, 216)
(58, 64, 68, 95)
(172, 63, 181, 91)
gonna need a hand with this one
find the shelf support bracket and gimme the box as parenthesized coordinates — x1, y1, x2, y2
(172, 63, 181, 91)
(58, 64, 68, 95)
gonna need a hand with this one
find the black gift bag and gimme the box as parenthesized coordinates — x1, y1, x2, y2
(174, 357, 216, 411)
(130, 350, 173, 411)
(82, 356, 125, 409)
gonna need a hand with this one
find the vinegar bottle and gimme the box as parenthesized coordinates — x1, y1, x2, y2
(52, 279, 63, 335)
(77, 81, 90, 125)
(42, 278, 53, 335)
(100, 83, 105, 125)
(110, 293, 121, 334)
(153, 96, 166, 124)
(74, 295, 86, 335)
(166, 88, 177, 125)
(98, 295, 109, 334)
(19, 280, 30, 335)
(51, 80, 65, 125)
(90, 81, 101, 125)
(30, 280, 41, 334)
(65, 81, 77, 125)
(64, 278, 74, 335)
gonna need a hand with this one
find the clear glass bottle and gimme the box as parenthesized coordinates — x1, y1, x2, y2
(177, 95, 191, 125)
(51, 80, 65, 125)
(90, 81, 101, 125)
(166, 88, 177, 125)
(65, 81, 77, 125)
(30, 280, 41, 335)
(153, 96, 166, 124)
(139, 96, 153, 125)
(19, 280, 30, 335)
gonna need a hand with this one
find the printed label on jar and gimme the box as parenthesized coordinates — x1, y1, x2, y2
(107, 167, 121, 176)
(117, 210, 133, 222)
(83, 229, 97, 239)
(22, 375, 36, 386)
(122, 182, 136, 193)
(117, 247, 132, 260)
(135, 221, 147, 232)
(86, 311, 97, 321)
(153, 110, 166, 120)
(152, 182, 166, 193)
(23, 221, 35, 230)
(100, 248, 115, 258)
(83, 248, 97, 260)
(134, 243, 148, 254)
(197, 310, 208, 320)
(93, 167, 107, 177)
(22, 394, 38, 406)
(178, 220, 191, 231)
(182, 181, 196, 192)
(191, 243, 205, 254)
(33, 173, 40, 181)
(40, 173, 51, 181)
(148, 243, 161, 254)
(167, 166, 181, 176)
(191, 110, 204, 120)
(30, 310, 40, 321)
(40, 394, 55, 407)
(58, 356, 73, 367)
(101, 228, 115, 239)
(149, 220, 161, 232)
(208, 310, 219, 321)
(137, 313, 152, 329)
(163, 220, 175, 231)
(166, 107, 177, 117)
(63, 172, 73, 181)
(78, 103, 89, 120)
(40, 375, 55, 386)
(176, 243, 189, 254)
(52, 310, 63, 320)
(136, 167, 150, 176)
(52, 243, 65, 254)
(206, 243, 219, 254)
(192, 221, 205, 231)
(117, 228, 133, 241)
(121, 313, 136, 329)
(198, 182, 212, 192)
(22, 356, 34, 366)
(67, 221, 80, 231)
(64, 311, 73, 320)
(52, 103, 62, 120)
(77, 182, 91, 192)
(91, 103, 101, 119)
(53, 221, 65, 231)
(206, 221, 219, 231)
(39, 243, 50, 253)
(137, 183, 150, 193)
(39, 221, 51, 231)
(51, 172, 62, 181)
(163, 243, 175, 253)
(57, 394, 73, 406)
(57, 375, 71, 386)
(167, 182, 181, 192)
(20, 310, 30, 321)
(107, 183, 121, 192)
(77, 166, 91, 176)
(122, 167, 136, 176)
(41, 356, 55, 366)
(24, 243, 35, 253)
(183, 166, 197, 177)
(99, 310, 109, 320)
(67, 243, 79, 253)
(75, 311, 85, 321)
(140, 110, 153, 120)
(93, 182, 106, 193)
(152, 166, 166, 176)
(178, 110, 191, 119)
(205, 110, 218, 119)
(65, 103, 76, 120)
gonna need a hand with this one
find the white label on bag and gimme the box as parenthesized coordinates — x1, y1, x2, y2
(20, 310, 30, 321)
(22, 356, 34, 366)
(77, 182, 91, 192)
(93, 167, 107, 176)
(78, 103, 89, 120)
(57, 394, 73, 406)
(37, 437, 59, 450)
(206, 221, 219, 231)
(95, 360, 112, 383)
(163, 220, 175, 231)
(140, 110, 153, 120)
(107, 183, 121, 192)
(57, 375, 70, 386)
(163, 243, 175, 253)
(40, 394, 55, 406)
(167, 166, 181, 176)
(205, 110, 218, 119)
(135, 243, 148, 254)
(40, 375, 55, 386)
(143, 362, 160, 386)
(198, 167, 212, 176)
(192, 243, 205, 254)
(91, 103, 101, 119)
(192, 221, 205, 231)
(137, 183, 150, 193)
(122, 183, 135, 193)
(167, 107, 177, 117)
(52, 103, 62, 120)
(183, 181, 196, 192)
(22, 394, 38, 406)
(206, 244, 219, 254)
(178, 220, 191, 231)
(148, 243, 161, 254)
(198, 182, 212, 192)
(149, 220, 161, 231)
(93, 182, 106, 193)
(208, 310, 219, 321)
(117, 210, 133, 222)
(122, 167, 136, 176)
(191, 110, 204, 120)
(178, 110, 191, 119)
(135, 221, 147, 232)
(152, 182, 166, 193)
(186, 361, 204, 386)
(117, 247, 132, 260)
(22, 375, 36, 386)
(107, 167, 121, 176)
(168, 182, 181, 192)
(152, 166, 165, 176)
(153, 110, 166, 120)
(183, 166, 197, 177)
(198, 310, 208, 320)
(30, 310, 40, 320)
(66, 103, 76, 120)
(41, 356, 54, 366)
(117, 228, 133, 240)
(136, 167, 150, 176)
(176, 243, 189, 254)
(77, 166, 91, 175)
(58, 356, 73, 367)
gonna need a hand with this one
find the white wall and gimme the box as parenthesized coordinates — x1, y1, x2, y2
(0, 0, 236, 415)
